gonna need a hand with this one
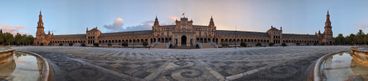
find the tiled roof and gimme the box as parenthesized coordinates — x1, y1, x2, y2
(158, 25, 209, 28)
(160, 25, 175, 28)
(53, 34, 85, 38)
(100, 30, 152, 36)
(216, 30, 269, 37)
(282, 33, 317, 39)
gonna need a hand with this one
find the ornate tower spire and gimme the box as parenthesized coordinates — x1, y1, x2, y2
(154, 16, 159, 26)
(209, 16, 215, 27)
(36, 11, 45, 37)
(38, 11, 44, 28)
(323, 10, 333, 44)
(325, 10, 331, 27)
(324, 10, 332, 33)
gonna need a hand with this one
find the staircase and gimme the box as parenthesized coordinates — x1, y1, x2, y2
(210, 42, 219, 48)
(151, 42, 218, 48)
(151, 42, 169, 48)
(199, 43, 218, 48)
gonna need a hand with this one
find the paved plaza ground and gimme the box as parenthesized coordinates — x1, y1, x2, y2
(13, 46, 350, 81)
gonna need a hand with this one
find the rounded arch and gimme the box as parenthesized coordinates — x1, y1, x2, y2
(181, 35, 187, 46)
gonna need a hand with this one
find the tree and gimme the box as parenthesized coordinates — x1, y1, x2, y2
(25, 35, 34, 45)
(334, 33, 345, 45)
(20, 34, 27, 45)
(240, 42, 247, 47)
(0, 33, 4, 45)
(14, 33, 22, 45)
(81, 43, 86, 47)
(346, 34, 356, 45)
(20, 34, 31, 45)
(93, 43, 99, 47)
(268, 43, 274, 46)
(0, 32, 34, 46)
(3, 33, 14, 45)
(281, 43, 287, 47)
(221, 43, 228, 47)
(356, 29, 365, 44)
(256, 43, 262, 47)
(169, 44, 173, 48)
(122, 42, 128, 47)
(142, 42, 148, 47)
(107, 43, 112, 47)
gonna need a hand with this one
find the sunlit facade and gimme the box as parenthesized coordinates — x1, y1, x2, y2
(34, 11, 333, 48)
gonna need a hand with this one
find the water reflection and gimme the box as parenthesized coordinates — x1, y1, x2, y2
(0, 52, 43, 81)
(320, 52, 368, 81)
(0, 53, 16, 80)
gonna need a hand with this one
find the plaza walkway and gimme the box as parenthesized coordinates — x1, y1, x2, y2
(14, 46, 350, 81)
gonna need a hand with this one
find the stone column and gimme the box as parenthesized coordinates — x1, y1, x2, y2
(178, 35, 181, 47)
(171, 36, 174, 46)
(148, 38, 151, 45)
(193, 36, 197, 46)
(186, 34, 190, 47)
(218, 38, 221, 45)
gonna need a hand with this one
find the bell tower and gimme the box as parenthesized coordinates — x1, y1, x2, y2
(152, 16, 160, 31)
(209, 16, 215, 27)
(208, 16, 216, 38)
(323, 10, 333, 44)
(34, 11, 52, 46)
(153, 16, 159, 27)
(36, 11, 45, 37)
(152, 16, 160, 38)
(324, 10, 332, 37)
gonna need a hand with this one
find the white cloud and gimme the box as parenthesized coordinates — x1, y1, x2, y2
(169, 16, 179, 21)
(104, 17, 124, 32)
(0, 24, 25, 34)
(104, 16, 183, 32)
(123, 21, 153, 31)
(357, 24, 368, 30)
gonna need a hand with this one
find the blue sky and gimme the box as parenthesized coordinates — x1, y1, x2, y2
(0, 0, 367, 37)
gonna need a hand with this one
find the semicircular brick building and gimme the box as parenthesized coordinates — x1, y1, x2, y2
(34, 11, 334, 48)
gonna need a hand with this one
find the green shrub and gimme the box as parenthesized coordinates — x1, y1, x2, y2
(240, 42, 247, 47)
(269, 43, 274, 46)
(281, 43, 287, 47)
(142, 42, 148, 47)
(256, 43, 262, 47)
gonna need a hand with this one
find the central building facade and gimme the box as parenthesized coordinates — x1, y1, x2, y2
(34, 11, 334, 48)
(151, 16, 216, 48)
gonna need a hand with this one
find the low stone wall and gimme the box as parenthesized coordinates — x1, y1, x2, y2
(18, 51, 52, 81)
(313, 50, 350, 81)
(350, 47, 368, 67)
(0, 48, 16, 79)
(0, 47, 51, 81)
(0, 48, 15, 65)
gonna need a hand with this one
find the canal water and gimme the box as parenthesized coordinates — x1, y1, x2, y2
(320, 52, 368, 81)
(0, 52, 43, 81)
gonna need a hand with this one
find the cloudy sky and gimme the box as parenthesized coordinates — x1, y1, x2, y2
(0, 0, 367, 36)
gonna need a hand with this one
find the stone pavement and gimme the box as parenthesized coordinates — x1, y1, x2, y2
(13, 46, 351, 81)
